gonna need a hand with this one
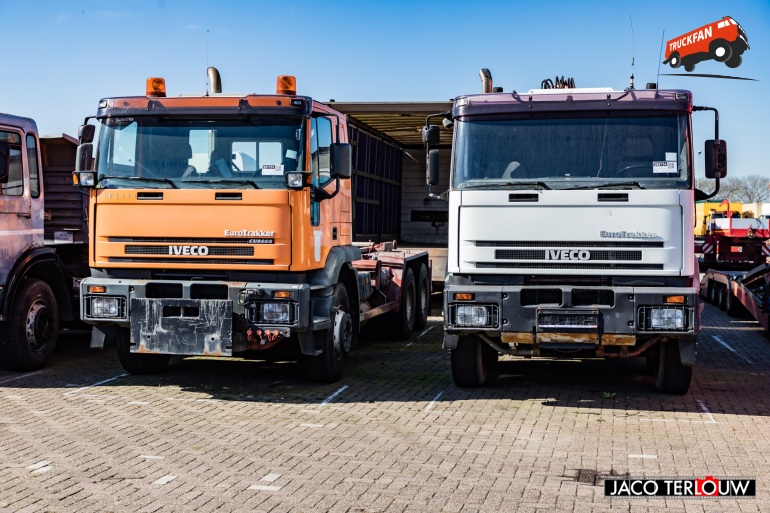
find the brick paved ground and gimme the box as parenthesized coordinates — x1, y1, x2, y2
(1, 302, 769, 512)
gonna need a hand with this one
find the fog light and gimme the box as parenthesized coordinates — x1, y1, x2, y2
(88, 296, 123, 318)
(455, 305, 489, 327)
(261, 303, 290, 323)
(650, 308, 684, 330)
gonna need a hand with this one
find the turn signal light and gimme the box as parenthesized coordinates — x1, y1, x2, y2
(276, 75, 296, 95)
(665, 295, 685, 304)
(455, 293, 474, 301)
(88, 285, 107, 294)
(274, 291, 291, 299)
(146, 77, 166, 97)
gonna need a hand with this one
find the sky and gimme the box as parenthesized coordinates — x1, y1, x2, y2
(0, 0, 768, 177)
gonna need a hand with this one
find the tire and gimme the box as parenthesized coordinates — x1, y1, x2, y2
(450, 335, 498, 387)
(0, 279, 59, 371)
(726, 287, 743, 317)
(708, 283, 718, 306)
(668, 52, 681, 69)
(116, 327, 171, 375)
(384, 267, 416, 341)
(303, 282, 350, 383)
(684, 61, 696, 72)
(413, 264, 430, 331)
(725, 55, 742, 68)
(655, 339, 693, 395)
(718, 285, 728, 311)
(710, 39, 732, 62)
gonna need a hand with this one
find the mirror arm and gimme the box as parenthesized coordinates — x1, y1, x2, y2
(312, 177, 340, 202)
(696, 175, 721, 201)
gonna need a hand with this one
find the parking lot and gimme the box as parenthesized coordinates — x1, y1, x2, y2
(1, 302, 769, 513)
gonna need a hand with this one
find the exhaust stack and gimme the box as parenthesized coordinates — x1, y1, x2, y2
(479, 68, 493, 93)
(207, 67, 222, 94)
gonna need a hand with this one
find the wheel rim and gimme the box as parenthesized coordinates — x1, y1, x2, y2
(419, 279, 429, 318)
(406, 285, 415, 324)
(25, 300, 54, 352)
(332, 309, 352, 359)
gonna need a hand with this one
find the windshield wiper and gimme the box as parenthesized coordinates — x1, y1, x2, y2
(98, 175, 178, 189)
(462, 181, 551, 190)
(180, 178, 260, 189)
(566, 181, 645, 191)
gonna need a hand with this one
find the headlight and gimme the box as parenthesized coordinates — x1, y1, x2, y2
(73, 171, 95, 187)
(87, 296, 125, 318)
(285, 172, 305, 189)
(454, 304, 495, 327)
(261, 302, 291, 323)
(649, 308, 684, 330)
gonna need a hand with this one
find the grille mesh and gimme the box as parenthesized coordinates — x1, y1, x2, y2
(572, 289, 614, 307)
(495, 249, 642, 261)
(125, 245, 254, 256)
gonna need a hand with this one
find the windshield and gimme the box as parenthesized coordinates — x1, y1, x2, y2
(95, 116, 306, 189)
(452, 114, 690, 190)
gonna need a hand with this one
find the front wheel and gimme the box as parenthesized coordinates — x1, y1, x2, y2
(116, 327, 171, 375)
(655, 339, 693, 395)
(0, 279, 59, 371)
(710, 39, 733, 62)
(303, 282, 351, 383)
(668, 52, 681, 68)
(450, 335, 498, 387)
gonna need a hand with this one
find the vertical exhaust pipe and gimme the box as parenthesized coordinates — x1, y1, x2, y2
(207, 67, 222, 94)
(479, 68, 493, 93)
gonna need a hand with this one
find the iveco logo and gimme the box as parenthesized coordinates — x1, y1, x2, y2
(545, 249, 590, 261)
(168, 246, 209, 256)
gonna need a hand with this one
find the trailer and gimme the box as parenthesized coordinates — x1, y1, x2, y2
(701, 265, 770, 328)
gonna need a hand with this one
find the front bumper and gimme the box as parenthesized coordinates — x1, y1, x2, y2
(444, 282, 697, 345)
(80, 278, 311, 355)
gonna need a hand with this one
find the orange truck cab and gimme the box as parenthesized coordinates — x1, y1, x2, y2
(74, 70, 429, 382)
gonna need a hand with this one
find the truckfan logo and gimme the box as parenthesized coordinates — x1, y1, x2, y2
(663, 16, 749, 72)
(168, 246, 209, 256)
(545, 249, 590, 261)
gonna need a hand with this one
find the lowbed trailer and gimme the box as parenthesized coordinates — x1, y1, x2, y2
(701, 265, 770, 328)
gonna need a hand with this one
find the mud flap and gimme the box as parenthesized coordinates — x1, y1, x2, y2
(443, 333, 459, 350)
(130, 298, 232, 356)
(678, 336, 697, 367)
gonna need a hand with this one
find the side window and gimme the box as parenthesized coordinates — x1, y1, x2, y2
(27, 135, 40, 198)
(0, 130, 23, 196)
(311, 117, 333, 184)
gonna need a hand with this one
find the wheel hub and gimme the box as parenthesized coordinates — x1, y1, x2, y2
(333, 309, 352, 358)
(25, 301, 54, 351)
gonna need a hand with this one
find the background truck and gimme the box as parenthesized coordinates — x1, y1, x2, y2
(0, 113, 86, 370)
(695, 199, 770, 270)
(73, 69, 430, 382)
(423, 70, 726, 394)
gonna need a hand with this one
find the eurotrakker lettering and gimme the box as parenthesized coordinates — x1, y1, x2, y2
(600, 230, 658, 239)
(224, 229, 275, 237)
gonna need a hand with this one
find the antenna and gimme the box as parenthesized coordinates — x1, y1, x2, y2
(629, 14, 635, 89)
(206, 29, 210, 94)
(657, 29, 665, 88)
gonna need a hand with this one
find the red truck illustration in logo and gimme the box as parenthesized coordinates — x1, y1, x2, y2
(663, 17, 749, 72)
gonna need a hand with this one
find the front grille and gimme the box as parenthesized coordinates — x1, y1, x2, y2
(109, 258, 274, 265)
(477, 240, 664, 248)
(110, 237, 258, 244)
(125, 245, 254, 256)
(477, 263, 663, 270)
(572, 289, 614, 307)
(495, 249, 642, 261)
(191, 284, 229, 300)
(146, 283, 183, 298)
(521, 289, 562, 306)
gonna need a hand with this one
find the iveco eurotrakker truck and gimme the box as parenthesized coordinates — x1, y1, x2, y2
(423, 71, 726, 394)
(73, 69, 429, 382)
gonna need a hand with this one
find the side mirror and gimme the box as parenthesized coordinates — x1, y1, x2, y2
(0, 141, 9, 183)
(76, 143, 94, 172)
(422, 125, 440, 145)
(78, 124, 96, 144)
(428, 149, 440, 186)
(704, 140, 727, 179)
(330, 143, 352, 179)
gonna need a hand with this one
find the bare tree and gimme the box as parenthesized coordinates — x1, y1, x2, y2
(695, 175, 770, 203)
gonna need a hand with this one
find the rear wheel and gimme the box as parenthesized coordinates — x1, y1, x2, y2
(726, 286, 744, 317)
(451, 335, 498, 387)
(413, 264, 430, 331)
(116, 327, 171, 375)
(303, 283, 351, 383)
(725, 55, 742, 68)
(0, 279, 59, 371)
(384, 268, 416, 341)
(718, 285, 728, 311)
(710, 39, 733, 62)
(655, 338, 693, 395)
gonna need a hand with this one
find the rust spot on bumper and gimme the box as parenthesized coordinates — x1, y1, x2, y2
(501, 332, 636, 346)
